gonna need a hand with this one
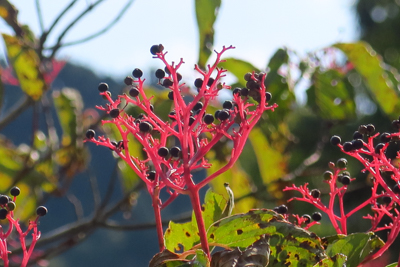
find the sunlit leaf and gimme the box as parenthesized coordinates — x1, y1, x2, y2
(307, 69, 356, 120)
(207, 209, 327, 266)
(2, 34, 46, 100)
(313, 254, 347, 267)
(218, 58, 259, 86)
(334, 42, 400, 116)
(325, 232, 384, 267)
(195, 0, 221, 69)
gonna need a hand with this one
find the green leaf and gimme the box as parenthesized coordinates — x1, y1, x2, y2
(313, 254, 347, 267)
(385, 263, 398, 267)
(307, 69, 356, 120)
(53, 88, 84, 146)
(195, 0, 221, 69)
(218, 58, 260, 86)
(2, 34, 46, 100)
(165, 190, 227, 252)
(195, 249, 209, 267)
(149, 249, 190, 267)
(325, 232, 384, 267)
(334, 42, 400, 116)
(207, 209, 327, 266)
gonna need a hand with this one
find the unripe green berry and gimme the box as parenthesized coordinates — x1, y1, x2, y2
(336, 158, 347, 169)
(7, 201, 15, 211)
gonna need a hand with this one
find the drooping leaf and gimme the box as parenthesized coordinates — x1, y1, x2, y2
(207, 209, 327, 266)
(195, 0, 221, 69)
(2, 34, 46, 100)
(324, 232, 384, 267)
(313, 254, 347, 267)
(149, 249, 189, 267)
(165, 190, 227, 252)
(0, 0, 24, 36)
(307, 68, 356, 120)
(334, 42, 400, 117)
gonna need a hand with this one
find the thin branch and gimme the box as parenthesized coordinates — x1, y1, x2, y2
(35, 0, 45, 32)
(0, 95, 33, 131)
(67, 194, 84, 220)
(98, 161, 119, 212)
(50, 0, 135, 48)
(49, 0, 106, 59)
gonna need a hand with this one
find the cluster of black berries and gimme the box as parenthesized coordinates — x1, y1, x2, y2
(273, 204, 322, 223)
(330, 123, 396, 153)
(0, 187, 47, 220)
(323, 158, 352, 185)
(230, 72, 272, 103)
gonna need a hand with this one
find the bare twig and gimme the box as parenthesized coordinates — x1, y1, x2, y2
(0, 95, 33, 131)
(35, 0, 45, 32)
(67, 194, 85, 220)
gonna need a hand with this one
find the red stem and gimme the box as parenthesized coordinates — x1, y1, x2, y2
(151, 187, 165, 251)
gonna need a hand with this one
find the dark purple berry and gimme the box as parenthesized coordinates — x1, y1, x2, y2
(0, 209, 8, 220)
(380, 133, 391, 143)
(240, 88, 249, 96)
(207, 78, 215, 87)
(162, 79, 173, 88)
(132, 68, 143, 78)
(124, 76, 134, 85)
(330, 135, 341, 146)
(203, 114, 214, 125)
(164, 66, 171, 75)
(86, 129, 95, 139)
(265, 92, 272, 101)
(222, 100, 233, 109)
(194, 78, 203, 88)
(312, 212, 322, 221)
(340, 175, 351, 185)
(353, 131, 363, 140)
(244, 72, 252, 81)
(218, 109, 230, 121)
(158, 147, 169, 157)
(129, 87, 140, 97)
(302, 214, 311, 224)
(358, 125, 368, 134)
(139, 122, 153, 133)
(189, 116, 195, 126)
(336, 158, 347, 169)
(366, 124, 375, 135)
(109, 109, 120, 118)
(147, 171, 156, 181)
(392, 120, 400, 130)
(0, 195, 8, 205)
(155, 69, 165, 79)
(169, 111, 176, 121)
(170, 146, 181, 158)
(150, 44, 163, 55)
(277, 205, 288, 214)
(352, 139, 363, 150)
(193, 102, 203, 111)
(382, 196, 392, 204)
(36, 206, 48, 216)
(168, 91, 174, 100)
(98, 83, 109, 92)
(342, 142, 353, 152)
(117, 141, 124, 150)
(393, 184, 400, 194)
(310, 189, 321, 198)
(10, 187, 20, 197)
(375, 143, 385, 154)
(176, 73, 182, 81)
(232, 87, 241, 96)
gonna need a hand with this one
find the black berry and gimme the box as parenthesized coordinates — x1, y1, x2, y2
(352, 139, 363, 150)
(86, 129, 95, 139)
(222, 100, 233, 109)
(393, 184, 400, 194)
(392, 120, 400, 130)
(310, 189, 321, 198)
(193, 102, 203, 111)
(0, 195, 8, 205)
(129, 87, 140, 97)
(158, 147, 169, 157)
(132, 68, 143, 78)
(312, 212, 322, 221)
(302, 214, 311, 224)
(232, 87, 241, 96)
(353, 131, 363, 140)
(155, 69, 165, 79)
(244, 72, 252, 81)
(218, 109, 230, 121)
(358, 125, 368, 135)
(330, 135, 341, 146)
(265, 92, 272, 101)
(189, 116, 195, 126)
(276, 205, 288, 214)
(98, 83, 109, 92)
(380, 133, 391, 143)
(147, 171, 156, 181)
(194, 78, 203, 88)
(124, 76, 134, 85)
(169, 111, 176, 121)
(10, 186, 20, 197)
(0, 209, 7, 220)
(176, 73, 182, 81)
(375, 143, 385, 154)
(150, 44, 163, 55)
(241, 88, 249, 96)
(382, 196, 392, 204)
(340, 175, 351, 185)
(164, 66, 171, 75)
(207, 78, 215, 87)
(342, 142, 353, 152)
(139, 122, 153, 133)
(170, 146, 181, 158)
(36, 206, 48, 217)
(109, 109, 120, 118)
(168, 91, 174, 100)
(366, 124, 375, 135)
(162, 79, 173, 88)
(117, 141, 124, 150)
(203, 114, 214, 125)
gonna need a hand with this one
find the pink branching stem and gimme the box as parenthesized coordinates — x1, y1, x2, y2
(85, 45, 277, 258)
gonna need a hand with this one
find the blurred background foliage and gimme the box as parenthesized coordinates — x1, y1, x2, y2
(0, 0, 400, 266)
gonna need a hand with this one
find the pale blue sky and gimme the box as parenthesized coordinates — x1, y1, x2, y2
(2, 0, 357, 79)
